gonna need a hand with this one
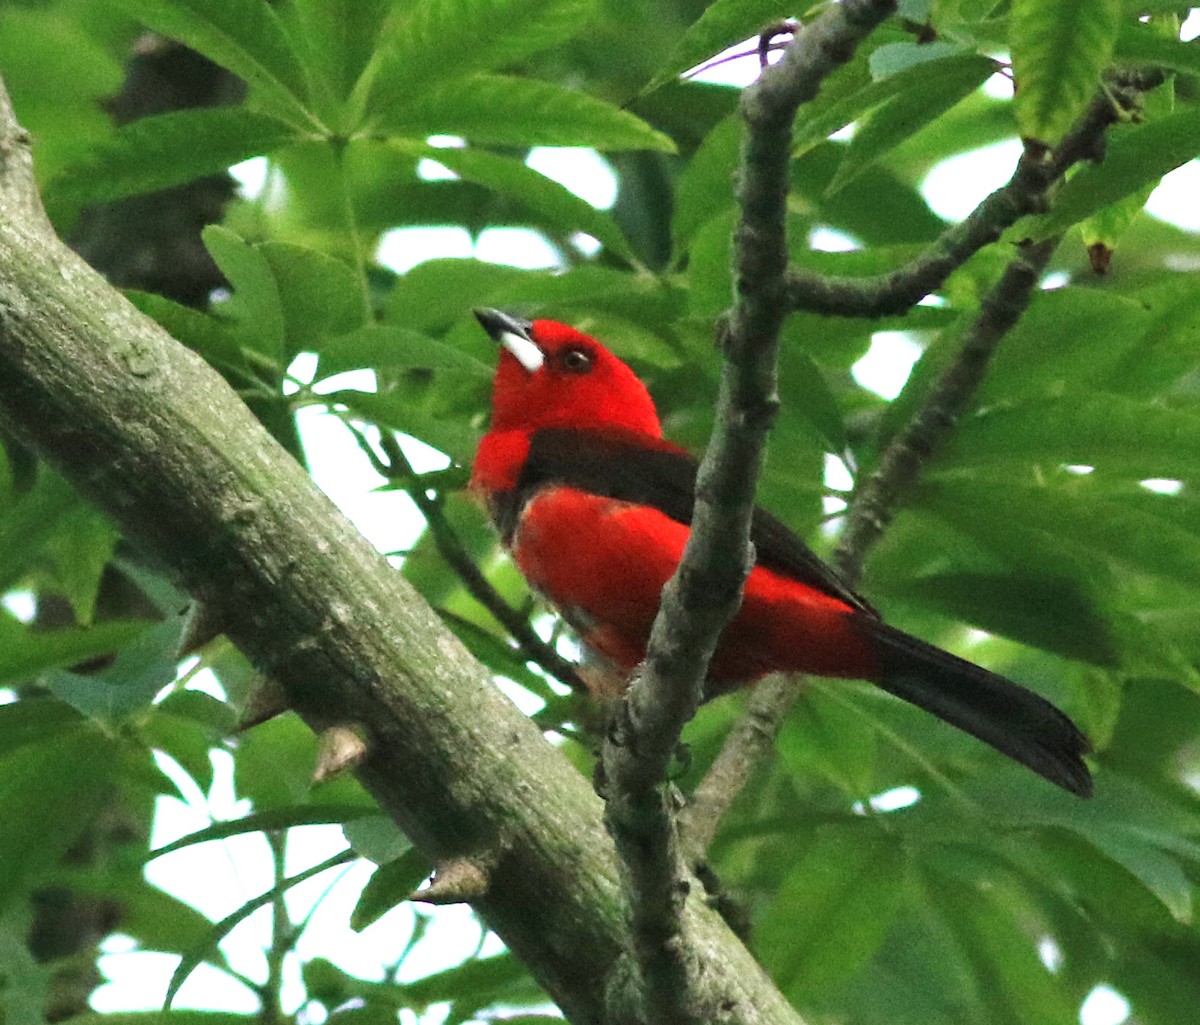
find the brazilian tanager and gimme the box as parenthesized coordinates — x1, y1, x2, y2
(470, 308, 1092, 797)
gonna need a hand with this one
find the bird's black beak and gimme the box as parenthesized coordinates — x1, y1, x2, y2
(474, 308, 533, 343)
(473, 308, 544, 372)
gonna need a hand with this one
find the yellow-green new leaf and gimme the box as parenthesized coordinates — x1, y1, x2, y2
(1011, 0, 1122, 146)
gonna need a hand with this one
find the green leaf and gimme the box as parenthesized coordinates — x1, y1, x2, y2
(384, 261, 532, 333)
(1114, 20, 1200, 77)
(317, 326, 493, 380)
(0, 696, 83, 757)
(1079, 178, 1156, 274)
(672, 115, 739, 256)
(1023, 483, 1200, 590)
(0, 470, 78, 591)
(1010, 0, 1122, 146)
(45, 108, 297, 214)
(166, 850, 356, 1007)
(402, 953, 543, 1013)
(329, 389, 482, 464)
(53, 1014, 253, 1025)
(1099, 276, 1200, 398)
(756, 824, 912, 999)
(945, 394, 1200, 478)
(791, 65, 902, 162)
(257, 242, 366, 356)
(392, 142, 635, 263)
(231, 713, 323, 808)
(202, 226, 286, 366)
(102, 883, 224, 966)
(943, 884, 1080, 1025)
(779, 346, 848, 454)
(350, 848, 432, 930)
(148, 804, 377, 861)
(1077, 66, 1179, 268)
(362, 0, 594, 122)
(476, 267, 685, 335)
(342, 815, 411, 865)
(0, 728, 117, 914)
(107, 0, 317, 127)
(139, 711, 222, 796)
(44, 508, 121, 624)
(886, 571, 1117, 666)
(778, 686, 879, 793)
(304, 952, 542, 1015)
(645, 0, 787, 93)
(47, 618, 183, 720)
(1036, 108, 1200, 236)
(0, 618, 154, 689)
(686, 209, 737, 319)
(277, 0, 394, 125)
(981, 773, 1200, 922)
(868, 40, 966, 78)
(790, 55, 992, 165)
(376, 74, 673, 151)
(977, 287, 1152, 403)
(829, 55, 996, 192)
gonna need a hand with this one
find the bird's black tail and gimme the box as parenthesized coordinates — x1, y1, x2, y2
(858, 619, 1093, 796)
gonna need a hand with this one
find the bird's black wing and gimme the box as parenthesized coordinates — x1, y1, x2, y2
(507, 427, 874, 615)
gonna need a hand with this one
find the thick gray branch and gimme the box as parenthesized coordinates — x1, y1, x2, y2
(0, 77, 801, 1025)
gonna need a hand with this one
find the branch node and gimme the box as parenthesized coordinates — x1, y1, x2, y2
(313, 723, 370, 783)
(410, 856, 491, 905)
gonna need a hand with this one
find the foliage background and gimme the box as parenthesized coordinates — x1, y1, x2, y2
(2, 0, 1200, 1023)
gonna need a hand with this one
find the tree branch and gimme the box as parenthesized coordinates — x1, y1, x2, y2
(785, 68, 1163, 318)
(833, 235, 1058, 580)
(679, 673, 794, 858)
(598, 3, 898, 1021)
(0, 75, 805, 1025)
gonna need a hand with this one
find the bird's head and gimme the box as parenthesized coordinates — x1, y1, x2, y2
(474, 308, 662, 440)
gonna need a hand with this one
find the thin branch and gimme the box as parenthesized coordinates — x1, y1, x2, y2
(833, 235, 1058, 580)
(678, 673, 793, 858)
(598, 3, 899, 1022)
(344, 421, 586, 694)
(785, 72, 1153, 318)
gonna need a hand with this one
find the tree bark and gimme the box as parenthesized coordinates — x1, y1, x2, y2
(0, 77, 804, 1025)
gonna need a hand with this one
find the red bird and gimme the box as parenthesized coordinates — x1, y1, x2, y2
(470, 308, 1092, 796)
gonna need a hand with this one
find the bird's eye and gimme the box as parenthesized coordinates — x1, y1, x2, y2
(558, 347, 593, 374)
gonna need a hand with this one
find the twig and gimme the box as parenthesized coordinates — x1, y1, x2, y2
(679, 68, 1167, 860)
(785, 72, 1156, 318)
(597, 3, 900, 1022)
(678, 673, 794, 858)
(833, 235, 1058, 580)
(342, 421, 586, 693)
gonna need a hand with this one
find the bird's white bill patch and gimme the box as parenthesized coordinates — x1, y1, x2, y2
(501, 331, 545, 372)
